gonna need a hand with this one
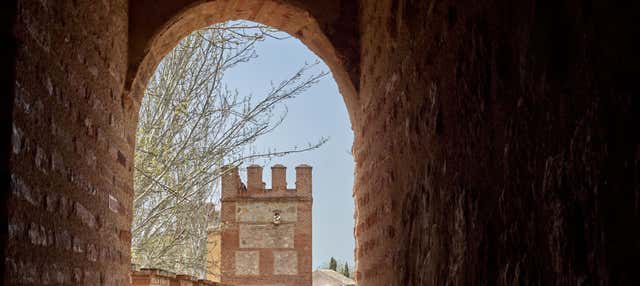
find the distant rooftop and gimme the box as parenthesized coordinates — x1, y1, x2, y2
(312, 269, 356, 286)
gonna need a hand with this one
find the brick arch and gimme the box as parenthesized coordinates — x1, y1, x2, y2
(124, 1, 362, 284)
(10, 1, 638, 285)
(126, 0, 360, 122)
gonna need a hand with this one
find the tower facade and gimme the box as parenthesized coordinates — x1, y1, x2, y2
(219, 164, 313, 285)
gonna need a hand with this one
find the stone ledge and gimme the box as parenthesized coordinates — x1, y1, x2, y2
(131, 268, 231, 286)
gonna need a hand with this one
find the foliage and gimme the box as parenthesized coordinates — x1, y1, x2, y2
(340, 261, 350, 278)
(322, 257, 352, 278)
(329, 257, 338, 271)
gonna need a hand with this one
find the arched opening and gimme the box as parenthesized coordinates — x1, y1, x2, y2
(127, 3, 358, 284)
(7, 0, 640, 285)
(126, 0, 359, 122)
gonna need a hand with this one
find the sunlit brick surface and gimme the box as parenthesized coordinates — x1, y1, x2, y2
(219, 165, 312, 285)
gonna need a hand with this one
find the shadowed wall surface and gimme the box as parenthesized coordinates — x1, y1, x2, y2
(4, 0, 639, 285)
(354, 1, 639, 284)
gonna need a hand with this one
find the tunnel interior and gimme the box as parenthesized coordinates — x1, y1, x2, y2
(4, 0, 640, 285)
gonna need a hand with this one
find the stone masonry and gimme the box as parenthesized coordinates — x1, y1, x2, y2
(218, 164, 312, 286)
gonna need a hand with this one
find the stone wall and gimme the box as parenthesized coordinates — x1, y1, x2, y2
(218, 165, 312, 285)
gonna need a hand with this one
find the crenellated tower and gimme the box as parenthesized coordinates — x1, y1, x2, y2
(216, 164, 313, 286)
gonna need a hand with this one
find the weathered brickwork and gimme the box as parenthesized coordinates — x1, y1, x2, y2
(127, 0, 360, 121)
(5, 0, 639, 285)
(218, 165, 313, 286)
(8, 1, 345, 285)
(353, 0, 639, 285)
(131, 268, 224, 286)
(9, 0, 131, 285)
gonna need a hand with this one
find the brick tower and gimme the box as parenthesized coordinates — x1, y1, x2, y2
(219, 164, 313, 285)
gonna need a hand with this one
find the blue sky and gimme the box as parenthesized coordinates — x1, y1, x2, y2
(222, 26, 356, 269)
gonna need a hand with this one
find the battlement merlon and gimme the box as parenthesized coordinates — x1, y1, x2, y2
(246, 164, 265, 192)
(295, 164, 312, 195)
(220, 164, 312, 198)
(271, 164, 287, 191)
(221, 165, 240, 199)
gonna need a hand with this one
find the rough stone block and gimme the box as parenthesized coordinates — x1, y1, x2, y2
(236, 201, 297, 223)
(235, 251, 260, 276)
(273, 251, 298, 275)
(238, 224, 294, 249)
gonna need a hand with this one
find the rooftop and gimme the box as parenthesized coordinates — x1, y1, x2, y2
(312, 269, 356, 286)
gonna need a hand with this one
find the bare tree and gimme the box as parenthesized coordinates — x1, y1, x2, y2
(132, 21, 327, 278)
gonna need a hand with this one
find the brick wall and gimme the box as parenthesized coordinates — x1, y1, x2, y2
(7, 1, 349, 285)
(218, 165, 312, 286)
(8, 0, 131, 284)
(353, 0, 639, 284)
(131, 268, 224, 286)
(127, 0, 360, 120)
(5, 0, 639, 285)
